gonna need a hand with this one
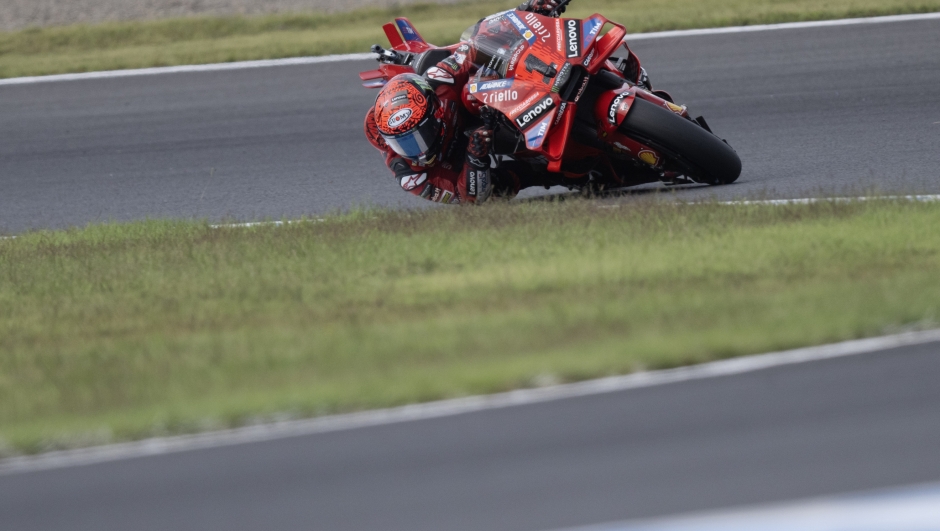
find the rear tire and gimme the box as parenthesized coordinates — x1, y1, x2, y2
(618, 98, 741, 185)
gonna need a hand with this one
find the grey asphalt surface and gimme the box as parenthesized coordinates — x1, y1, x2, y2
(3, 341, 940, 531)
(2, 17, 939, 234)
(2, 15, 940, 531)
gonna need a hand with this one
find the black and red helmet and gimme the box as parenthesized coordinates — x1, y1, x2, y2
(373, 74, 444, 165)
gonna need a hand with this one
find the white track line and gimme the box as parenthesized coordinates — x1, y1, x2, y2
(0, 12, 938, 86)
(719, 194, 940, 206)
(4, 196, 938, 238)
(548, 482, 940, 531)
(2, 328, 939, 476)
(625, 11, 940, 40)
(0, 53, 375, 86)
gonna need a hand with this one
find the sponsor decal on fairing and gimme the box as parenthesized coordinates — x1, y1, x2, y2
(504, 11, 537, 45)
(582, 17, 603, 49)
(515, 96, 555, 130)
(508, 43, 525, 73)
(478, 89, 519, 104)
(425, 67, 454, 83)
(607, 91, 628, 125)
(525, 115, 553, 149)
(573, 74, 590, 102)
(509, 93, 541, 116)
(484, 9, 513, 22)
(400, 173, 427, 191)
(553, 102, 567, 126)
(582, 49, 595, 67)
(664, 101, 686, 115)
(468, 79, 514, 93)
(523, 12, 551, 43)
(454, 53, 467, 65)
(551, 62, 572, 93)
(396, 19, 422, 42)
(638, 150, 660, 166)
(565, 19, 582, 58)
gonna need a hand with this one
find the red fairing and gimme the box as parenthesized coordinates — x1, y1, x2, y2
(360, 7, 706, 200)
(595, 86, 636, 134)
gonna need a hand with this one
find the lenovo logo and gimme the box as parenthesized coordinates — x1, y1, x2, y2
(608, 92, 627, 125)
(565, 19, 581, 58)
(515, 96, 556, 130)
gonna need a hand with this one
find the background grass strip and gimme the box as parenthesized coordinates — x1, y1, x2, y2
(2, 0, 940, 78)
(2, 198, 939, 454)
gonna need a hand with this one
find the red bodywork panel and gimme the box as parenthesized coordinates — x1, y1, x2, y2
(361, 10, 668, 177)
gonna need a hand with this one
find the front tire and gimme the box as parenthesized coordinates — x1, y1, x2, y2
(619, 98, 741, 185)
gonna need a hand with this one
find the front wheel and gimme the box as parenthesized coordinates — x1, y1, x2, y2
(618, 98, 741, 185)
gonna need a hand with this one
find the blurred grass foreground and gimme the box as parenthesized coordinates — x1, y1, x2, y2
(1, 0, 940, 78)
(2, 198, 940, 454)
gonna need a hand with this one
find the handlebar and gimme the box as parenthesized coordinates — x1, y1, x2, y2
(548, 0, 574, 18)
(371, 44, 402, 64)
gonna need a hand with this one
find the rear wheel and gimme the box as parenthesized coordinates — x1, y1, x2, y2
(618, 98, 741, 185)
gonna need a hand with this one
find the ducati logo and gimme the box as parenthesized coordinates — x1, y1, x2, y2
(565, 19, 582, 58)
(387, 108, 413, 128)
(515, 96, 555, 130)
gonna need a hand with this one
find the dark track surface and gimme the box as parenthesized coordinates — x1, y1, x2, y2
(3, 16, 940, 531)
(2, 18, 939, 233)
(4, 341, 940, 531)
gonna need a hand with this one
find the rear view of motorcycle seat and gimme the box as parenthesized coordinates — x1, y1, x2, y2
(412, 49, 453, 75)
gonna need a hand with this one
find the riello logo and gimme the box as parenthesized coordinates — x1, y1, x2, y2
(515, 96, 555, 129)
(523, 12, 551, 42)
(566, 19, 581, 58)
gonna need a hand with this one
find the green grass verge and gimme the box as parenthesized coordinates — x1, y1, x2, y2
(2, 198, 940, 454)
(2, 0, 940, 78)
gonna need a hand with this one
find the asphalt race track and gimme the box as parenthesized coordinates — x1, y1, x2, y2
(3, 340, 940, 531)
(2, 14, 940, 531)
(1, 16, 939, 233)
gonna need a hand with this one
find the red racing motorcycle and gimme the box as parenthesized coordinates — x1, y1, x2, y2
(359, 2, 741, 191)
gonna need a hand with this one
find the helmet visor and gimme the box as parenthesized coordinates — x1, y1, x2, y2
(382, 115, 442, 161)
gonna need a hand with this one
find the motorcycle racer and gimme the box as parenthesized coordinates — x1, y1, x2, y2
(364, 0, 571, 204)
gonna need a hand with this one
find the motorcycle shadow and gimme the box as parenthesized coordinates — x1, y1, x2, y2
(516, 183, 711, 204)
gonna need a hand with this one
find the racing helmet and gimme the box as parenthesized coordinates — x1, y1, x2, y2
(373, 74, 444, 165)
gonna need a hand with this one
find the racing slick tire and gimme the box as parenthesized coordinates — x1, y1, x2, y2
(618, 97, 741, 185)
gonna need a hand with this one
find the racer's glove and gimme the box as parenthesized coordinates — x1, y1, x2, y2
(518, 0, 565, 16)
(465, 127, 494, 203)
(467, 127, 492, 165)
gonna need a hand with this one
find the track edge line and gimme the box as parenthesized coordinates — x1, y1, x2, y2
(3, 328, 940, 475)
